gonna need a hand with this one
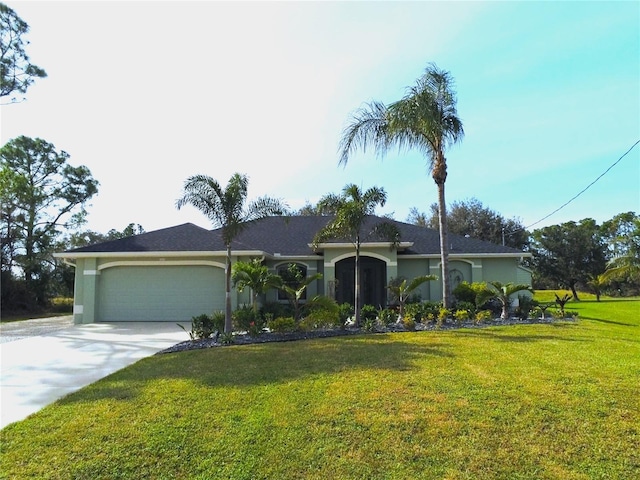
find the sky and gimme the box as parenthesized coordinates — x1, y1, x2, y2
(2, 0, 639, 236)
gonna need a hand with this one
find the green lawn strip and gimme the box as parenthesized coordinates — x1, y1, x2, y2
(1, 295, 638, 479)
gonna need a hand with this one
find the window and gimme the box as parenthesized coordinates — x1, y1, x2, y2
(277, 263, 308, 301)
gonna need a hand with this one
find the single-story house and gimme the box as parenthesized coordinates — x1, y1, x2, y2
(55, 215, 532, 324)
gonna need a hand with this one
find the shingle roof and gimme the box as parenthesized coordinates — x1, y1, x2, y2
(66, 223, 223, 253)
(64, 216, 526, 256)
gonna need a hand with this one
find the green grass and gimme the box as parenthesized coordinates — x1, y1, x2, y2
(1, 292, 638, 479)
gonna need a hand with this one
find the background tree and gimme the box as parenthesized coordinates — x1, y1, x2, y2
(600, 212, 639, 259)
(176, 173, 287, 332)
(66, 223, 145, 249)
(312, 184, 400, 326)
(1, 2, 47, 102)
(410, 197, 529, 250)
(1, 136, 98, 310)
(599, 212, 639, 294)
(294, 200, 338, 216)
(51, 223, 145, 297)
(232, 258, 281, 313)
(530, 219, 607, 300)
(406, 207, 429, 227)
(339, 63, 464, 308)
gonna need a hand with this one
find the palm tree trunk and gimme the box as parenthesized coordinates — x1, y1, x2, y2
(437, 181, 451, 309)
(225, 245, 233, 333)
(354, 240, 361, 327)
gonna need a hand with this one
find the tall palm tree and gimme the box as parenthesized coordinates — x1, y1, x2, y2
(176, 173, 287, 332)
(338, 63, 464, 308)
(312, 184, 400, 326)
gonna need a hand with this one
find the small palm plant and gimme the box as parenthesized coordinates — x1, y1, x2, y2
(487, 281, 534, 320)
(387, 275, 437, 318)
(275, 263, 323, 321)
(232, 258, 281, 313)
(555, 293, 572, 317)
(586, 273, 609, 302)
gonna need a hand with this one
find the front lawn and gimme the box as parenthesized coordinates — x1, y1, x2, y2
(1, 293, 638, 479)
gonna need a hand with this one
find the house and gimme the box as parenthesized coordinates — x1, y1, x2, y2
(55, 215, 532, 324)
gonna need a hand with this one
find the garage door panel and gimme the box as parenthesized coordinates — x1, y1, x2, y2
(97, 266, 224, 322)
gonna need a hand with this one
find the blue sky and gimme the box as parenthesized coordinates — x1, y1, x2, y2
(2, 1, 638, 234)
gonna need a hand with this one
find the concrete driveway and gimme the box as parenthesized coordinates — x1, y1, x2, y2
(0, 317, 187, 429)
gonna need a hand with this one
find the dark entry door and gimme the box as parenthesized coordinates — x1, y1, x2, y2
(335, 256, 386, 308)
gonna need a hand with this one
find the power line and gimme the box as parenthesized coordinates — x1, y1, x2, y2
(510, 139, 640, 234)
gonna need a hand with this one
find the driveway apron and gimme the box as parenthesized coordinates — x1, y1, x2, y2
(0, 319, 186, 429)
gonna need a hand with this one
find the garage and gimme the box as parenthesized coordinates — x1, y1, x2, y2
(97, 265, 225, 322)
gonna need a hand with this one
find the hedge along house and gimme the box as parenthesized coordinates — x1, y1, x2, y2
(55, 216, 532, 324)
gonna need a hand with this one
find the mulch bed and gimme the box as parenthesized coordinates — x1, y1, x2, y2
(158, 316, 575, 354)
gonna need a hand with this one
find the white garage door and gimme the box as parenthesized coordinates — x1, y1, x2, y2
(97, 265, 225, 321)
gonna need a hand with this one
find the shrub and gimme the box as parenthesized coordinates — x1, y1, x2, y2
(438, 308, 451, 322)
(338, 302, 354, 323)
(304, 309, 342, 329)
(211, 311, 225, 332)
(421, 302, 442, 321)
(267, 316, 297, 333)
(453, 281, 476, 304)
(247, 321, 262, 337)
(50, 297, 73, 313)
(262, 301, 293, 320)
(299, 296, 343, 330)
(362, 317, 377, 332)
(454, 309, 470, 323)
(474, 309, 493, 323)
(516, 295, 537, 320)
(360, 304, 378, 321)
(233, 305, 260, 332)
(219, 332, 234, 345)
(453, 301, 476, 317)
(378, 308, 397, 326)
(404, 302, 423, 322)
(178, 313, 216, 340)
(402, 315, 416, 331)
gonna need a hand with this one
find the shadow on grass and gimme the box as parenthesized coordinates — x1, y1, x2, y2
(57, 334, 453, 405)
(579, 315, 637, 327)
(449, 323, 588, 343)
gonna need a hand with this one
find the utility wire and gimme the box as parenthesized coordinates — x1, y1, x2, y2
(507, 139, 640, 235)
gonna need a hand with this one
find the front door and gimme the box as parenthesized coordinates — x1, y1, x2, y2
(335, 256, 387, 308)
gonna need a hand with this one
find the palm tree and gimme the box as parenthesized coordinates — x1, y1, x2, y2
(586, 273, 609, 302)
(312, 184, 400, 326)
(338, 63, 464, 308)
(487, 281, 534, 320)
(387, 275, 437, 318)
(232, 258, 281, 313)
(274, 263, 323, 321)
(176, 173, 287, 332)
(602, 254, 640, 284)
